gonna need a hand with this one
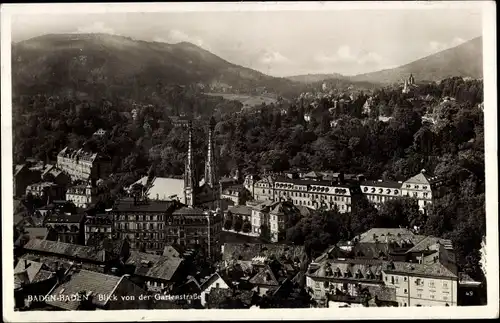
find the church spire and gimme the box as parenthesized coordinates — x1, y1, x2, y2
(204, 116, 217, 189)
(184, 120, 197, 207)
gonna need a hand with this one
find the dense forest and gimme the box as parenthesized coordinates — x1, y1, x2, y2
(13, 76, 486, 300)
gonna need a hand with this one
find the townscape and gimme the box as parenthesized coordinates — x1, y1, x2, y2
(9, 9, 487, 312)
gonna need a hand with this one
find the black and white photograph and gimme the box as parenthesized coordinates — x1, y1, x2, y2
(1, 1, 498, 321)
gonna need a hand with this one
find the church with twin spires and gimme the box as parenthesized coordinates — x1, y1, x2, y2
(183, 117, 221, 210)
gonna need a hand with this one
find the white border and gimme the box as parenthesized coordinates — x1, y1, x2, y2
(1, 1, 498, 321)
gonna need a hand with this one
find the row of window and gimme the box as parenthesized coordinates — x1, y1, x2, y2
(405, 184, 429, 190)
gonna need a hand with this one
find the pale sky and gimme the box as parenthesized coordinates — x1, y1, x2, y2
(10, 9, 482, 77)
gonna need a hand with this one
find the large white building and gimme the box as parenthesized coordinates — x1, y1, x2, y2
(306, 228, 460, 307)
(401, 169, 444, 212)
(56, 147, 110, 182)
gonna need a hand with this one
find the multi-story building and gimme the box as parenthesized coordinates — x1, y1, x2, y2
(25, 182, 66, 201)
(220, 184, 252, 208)
(252, 176, 275, 202)
(66, 183, 98, 209)
(44, 213, 85, 245)
(14, 163, 42, 197)
(56, 147, 110, 182)
(401, 169, 445, 212)
(360, 179, 403, 209)
(84, 213, 114, 244)
(306, 228, 460, 307)
(110, 198, 223, 260)
(272, 173, 362, 213)
(249, 200, 302, 242)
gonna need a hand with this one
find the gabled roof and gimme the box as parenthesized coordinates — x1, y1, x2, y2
(406, 236, 453, 253)
(162, 245, 182, 258)
(14, 259, 46, 283)
(404, 170, 441, 185)
(199, 272, 231, 291)
(360, 180, 403, 189)
(23, 239, 105, 263)
(249, 265, 279, 286)
(14, 164, 26, 177)
(125, 251, 183, 281)
(223, 243, 307, 264)
(172, 206, 206, 216)
(228, 205, 252, 216)
(45, 270, 144, 310)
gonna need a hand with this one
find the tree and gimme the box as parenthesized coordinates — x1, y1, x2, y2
(233, 216, 243, 232)
(242, 220, 252, 233)
(260, 224, 271, 243)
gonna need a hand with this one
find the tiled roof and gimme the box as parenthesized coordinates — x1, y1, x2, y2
(45, 270, 125, 310)
(112, 198, 176, 213)
(404, 170, 441, 185)
(45, 213, 84, 224)
(223, 243, 307, 264)
(14, 164, 26, 177)
(14, 259, 45, 283)
(295, 205, 314, 217)
(355, 228, 421, 244)
(387, 261, 458, 279)
(162, 245, 181, 258)
(199, 272, 228, 291)
(146, 177, 185, 201)
(23, 239, 105, 262)
(125, 250, 183, 281)
(309, 259, 385, 282)
(360, 180, 403, 189)
(24, 227, 49, 239)
(227, 205, 252, 216)
(249, 266, 279, 286)
(406, 236, 453, 253)
(274, 176, 354, 189)
(172, 206, 206, 216)
(366, 285, 397, 302)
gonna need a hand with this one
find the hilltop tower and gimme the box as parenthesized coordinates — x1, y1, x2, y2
(409, 73, 415, 85)
(184, 120, 197, 207)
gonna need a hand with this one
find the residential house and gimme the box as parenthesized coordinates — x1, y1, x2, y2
(14, 164, 41, 197)
(25, 182, 66, 202)
(124, 250, 184, 294)
(220, 184, 252, 207)
(56, 147, 111, 182)
(14, 259, 60, 310)
(401, 169, 445, 213)
(45, 213, 85, 245)
(84, 213, 114, 244)
(66, 183, 98, 209)
(44, 269, 152, 310)
(41, 165, 71, 187)
(306, 228, 463, 307)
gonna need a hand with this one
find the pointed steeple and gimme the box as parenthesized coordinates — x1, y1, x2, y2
(184, 120, 197, 207)
(204, 116, 217, 189)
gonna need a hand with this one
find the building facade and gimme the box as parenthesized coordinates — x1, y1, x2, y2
(360, 180, 403, 209)
(84, 213, 114, 244)
(66, 183, 98, 209)
(25, 182, 65, 201)
(110, 198, 223, 260)
(44, 213, 85, 245)
(306, 228, 459, 307)
(56, 147, 110, 182)
(401, 169, 444, 212)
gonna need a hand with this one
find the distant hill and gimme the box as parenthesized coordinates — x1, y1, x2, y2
(11, 33, 297, 100)
(286, 73, 346, 83)
(350, 36, 483, 84)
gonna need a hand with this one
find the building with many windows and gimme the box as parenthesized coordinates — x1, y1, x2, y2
(306, 228, 461, 307)
(401, 169, 444, 212)
(110, 198, 223, 260)
(84, 213, 114, 245)
(360, 179, 403, 209)
(56, 147, 110, 182)
(44, 213, 86, 245)
(66, 183, 98, 209)
(272, 173, 362, 213)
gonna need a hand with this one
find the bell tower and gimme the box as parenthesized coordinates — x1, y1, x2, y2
(184, 120, 197, 207)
